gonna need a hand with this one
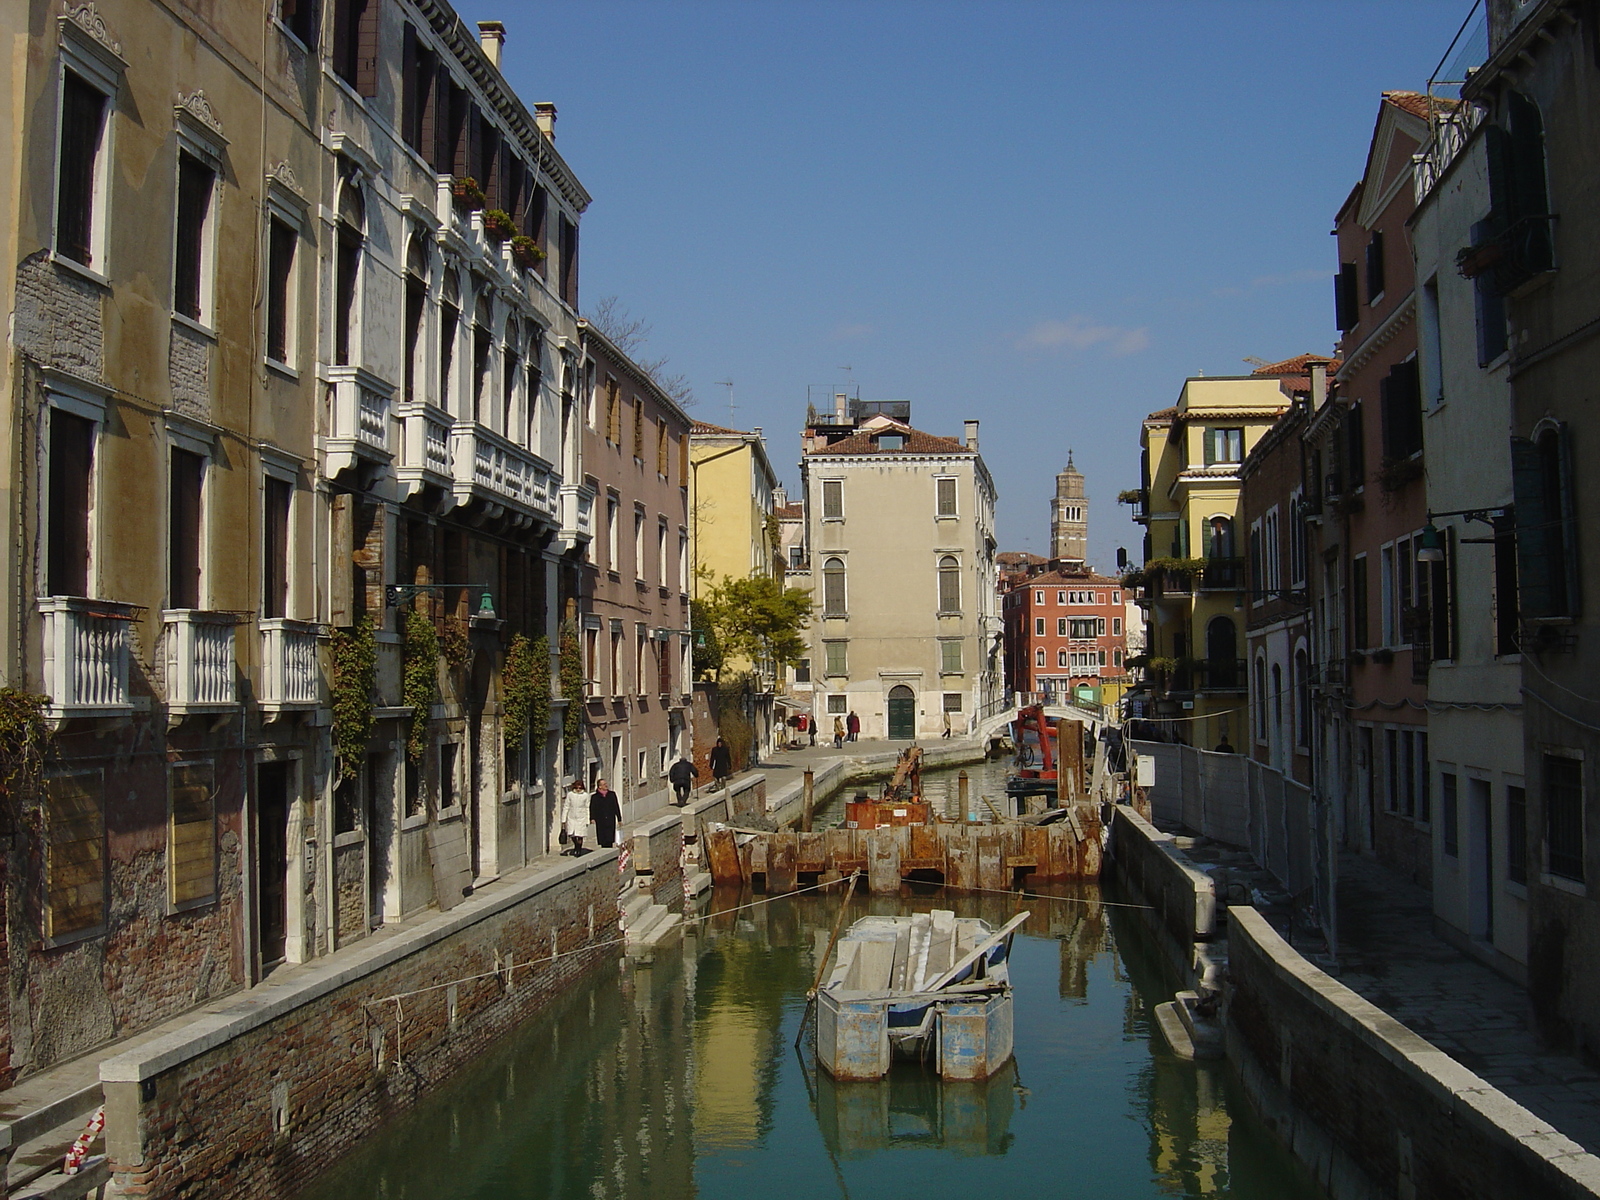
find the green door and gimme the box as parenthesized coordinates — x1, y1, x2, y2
(887, 686, 916, 740)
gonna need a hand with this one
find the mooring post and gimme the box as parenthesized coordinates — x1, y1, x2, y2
(802, 769, 814, 832)
(958, 770, 970, 818)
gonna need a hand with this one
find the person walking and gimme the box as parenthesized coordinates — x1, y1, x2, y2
(808, 714, 817, 747)
(833, 716, 845, 748)
(846, 710, 859, 742)
(942, 710, 952, 739)
(590, 778, 622, 849)
(709, 737, 733, 789)
(668, 756, 698, 807)
(562, 778, 591, 855)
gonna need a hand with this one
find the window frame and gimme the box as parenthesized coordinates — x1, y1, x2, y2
(53, 21, 123, 281)
(935, 475, 958, 518)
(822, 557, 847, 618)
(937, 555, 961, 615)
(821, 478, 844, 521)
(823, 639, 848, 677)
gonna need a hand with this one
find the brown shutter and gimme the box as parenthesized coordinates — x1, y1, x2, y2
(355, 0, 380, 98)
(57, 73, 105, 266)
(169, 448, 204, 609)
(169, 762, 217, 906)
(48, 408, 94, 598)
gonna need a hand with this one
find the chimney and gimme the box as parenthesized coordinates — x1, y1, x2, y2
(964, 420, 979, 451)
(533, 102, 557, 141)
(477, 21, 505, 68)
(834, 393, 847, 422)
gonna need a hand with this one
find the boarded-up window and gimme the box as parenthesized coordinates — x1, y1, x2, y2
(169, 448, 204, 609)
(169, 762, 217, 907)
(45, 772, 105, 939)
(57, 72, 106, 267)
(48, 407, 94, 598)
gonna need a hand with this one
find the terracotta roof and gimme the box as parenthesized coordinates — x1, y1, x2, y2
(690, 420, 747, 436)
(1251, 353, 1338, 377)
(775, 502, 804, 520)
(1383, 90, 1456, 120)
(1144, 406, 1178, 422)
(1011, 568, 1123, 588)
(997, 551, 1047, 566)
(805, 424, 969, 457)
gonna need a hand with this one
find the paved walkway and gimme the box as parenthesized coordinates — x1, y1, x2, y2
(1335, 852, 1600, 1154)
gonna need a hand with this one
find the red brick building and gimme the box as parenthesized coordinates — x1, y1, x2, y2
(1004, 569, 1128, 702)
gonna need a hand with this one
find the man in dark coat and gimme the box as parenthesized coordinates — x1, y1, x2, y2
(709, 737, 733, 788)
(846, 710, 860, 742)
(590, 778, 622, 849)
(668, 757, 698, 806)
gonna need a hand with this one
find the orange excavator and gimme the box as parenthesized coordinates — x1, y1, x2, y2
(1007, 704, 1059, 797)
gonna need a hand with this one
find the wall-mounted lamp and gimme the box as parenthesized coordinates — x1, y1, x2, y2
(1416, 523, 1446, 564)
(385, 583, 497, 621)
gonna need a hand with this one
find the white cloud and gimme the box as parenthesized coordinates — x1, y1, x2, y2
(1212, 267, 1324, 299)
(1014, 316, 1150, 357)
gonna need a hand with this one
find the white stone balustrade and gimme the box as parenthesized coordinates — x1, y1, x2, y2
(324, 365, 394, 476)
(259, 619, 322, 709)
(163, 610, 239, 713)
(39, 597, 136, 718)
(396, 401, 454, 500)
(450, 421, 558, 524)
(558, 482, 595, 551)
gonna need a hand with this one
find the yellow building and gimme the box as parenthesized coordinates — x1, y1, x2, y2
(689, 421, 781, 595)
(1133, 376, 1288, 748)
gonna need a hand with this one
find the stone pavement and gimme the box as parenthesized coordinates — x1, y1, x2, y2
(1335, 852, 1600, 1154)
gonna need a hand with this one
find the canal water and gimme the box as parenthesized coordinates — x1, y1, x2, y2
(298, 756, 1324, 1200)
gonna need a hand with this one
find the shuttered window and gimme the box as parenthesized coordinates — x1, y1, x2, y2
(1545, 754, 1584, 882)
(169, 448, 204, 609)
(1493, 515, 1520, 655)
(173, 153, 214, 321)
(45, 772, 105, 939)
(821, 479, 842, 520)
(632, 398, 644, 459)
(657, 421, 669, 476)
(1511, 427, 1578, 618)
(938, 556, 961, 613)
(266, 217, 296, 364)
(1351, 554, 1369, 648)
(47, 407, 94, 598)
(1345, 401, 1366, 484)
(169, 762, 217, 907)
(1334, 263, 1359, 332)
(941, 640, 962, 673)
(401, 26, 438, 158)
(332, 0, 379, 96)
(824, 640, 847, 676)
(823, 558, 846, 616)
(936, 476, 957, 516)
(264, 476, 292, 619)
(57, 72, 106, 267)
(606, 379, 621, 444)
(1380, 360, 1423, 461)
(559, 214, 579, 309)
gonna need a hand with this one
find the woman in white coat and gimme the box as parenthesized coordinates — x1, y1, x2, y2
(563, 778, 591, 855)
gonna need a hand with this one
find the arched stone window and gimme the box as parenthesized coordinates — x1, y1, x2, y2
(823, 557, 846, 617)
(938, 555, 961, 613)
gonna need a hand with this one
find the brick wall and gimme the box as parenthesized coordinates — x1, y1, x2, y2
(101, 852, 620, 1200)
(1228, 907, 1600, 1200)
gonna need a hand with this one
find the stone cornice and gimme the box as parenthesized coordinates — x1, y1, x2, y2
(1335, 293, 1416, 386)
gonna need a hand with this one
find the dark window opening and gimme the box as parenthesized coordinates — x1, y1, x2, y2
(439, 300, 459, 413)
(1511, 426, 1578, 618)
(335, 222, 361, 366)
(473, 321, 492, 422)
(263, 476, 292, 619)
(404, 273, 425, 402)
(1493, 515, 1520, 655)
(332, 0, 378, 96)
(440, 742, 459, 809)
(401, 25, 438, 156)
(47, 408, 95, 598)
(1380, 359, 1423, 462)
(559, 214, 579, 309)
(1335, 262, 1359, 332)
(1507, 784, 1528, 885)
(280, 0, 319, 47)
(57, 72, 106, 267)
(1545, 754, 1583, 882)
(169, 448, 204, 609)
(1351, 555, 1369, 649)
(1365, 229, 1385, 302)
(173, 152, 214, 321)
(266, 218, 295, 363)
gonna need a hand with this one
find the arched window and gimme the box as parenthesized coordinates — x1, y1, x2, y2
(1254, 657, 1268, 740)
(502, 315, 521, 434)
(1057, 649, 1068, 668)
(334, 177, 365, 366)
(1205, 616, 1237, 688)
(1295, 648, 1311, 747)
(439, 269, 461, 414)
(823, 557, 846, 617)
(1208, 515, 1234, 558)
(938, 555, 961, 612)
(403, 231, 429, 401)
(1035, 648, 1045, 667)
(472, 290, 494, 422)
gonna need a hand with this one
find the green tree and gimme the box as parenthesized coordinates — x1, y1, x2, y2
(699, 572, 811, 679)
(691, 599, 724, 678)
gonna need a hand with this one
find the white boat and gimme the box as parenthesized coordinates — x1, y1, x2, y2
(816, 909, 1027, 1081)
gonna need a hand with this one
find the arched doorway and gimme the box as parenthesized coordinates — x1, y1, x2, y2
(887, 685, 916, 740)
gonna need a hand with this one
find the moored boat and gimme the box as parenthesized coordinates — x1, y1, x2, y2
(816, 909, 1027, 1081)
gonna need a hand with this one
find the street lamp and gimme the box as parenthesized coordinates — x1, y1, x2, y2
(386, 583, 498, 620)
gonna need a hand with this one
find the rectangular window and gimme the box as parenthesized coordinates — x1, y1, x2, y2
(943, 693, 962, 712)
(605, 379, 620, 444)
(173, 153, 214, 322)
(1057, 618, 1067, 636)
(335, 222, 360, 367)
(1112, 617, 1122, 636)
(1493, 515, 1520, 655)
(606, 496, 619, 570)
(281, 0, 319, 47)
(44, 772, 105, 939)
(634, 509, 645, 580)
(266, 217, 296, 364)
(1417, 731, 1431, 823)
(1204, 427, 1243, 465)
(559, 213, 579, 309)
(632, 400, 644, 460)
(1035, 617, 1045, 636)
(794, 658, 810, 683)
(57, 72, 107, 268)
(941, 640, 962, 674)
(400, 25, 436, 156)
(824, 640, 847, 676)
(1545, 755, 1584, 882)
(48, 407, 95, 598)
(1346, 400, 1366, 485)
(1507, 784, 1528, 885)
(1420, 277, 1443, 407)
(823, 561, 845, 616)
(1511, 428, 1578, 619)
(1366, 229, 1385, 301)
(1380, 360, 1424, 461)
(609, 631, 622, 694)
(439, 743, 459, 810)
(169, 761, 217, 907)
(1352, 554, 1369, 649)
(827, 694, 847, 715)
(822, 479, 843, 520)
(332, 0, 379, 95)
(658, 519, 668, 586)
(1385, 728, 1399, 812)
(263, 475, 292, 619)
(936, 477, 957, 516)
(1441, 771, 1459, 857)
(1380, 545, 1396, 646)
(438, 298, 459, 412)
(1335, 262, 1359, 331)
(169, 448, 205, 609)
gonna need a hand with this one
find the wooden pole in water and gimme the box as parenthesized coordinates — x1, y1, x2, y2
(796, 869, 859, 1048)
(801, 769, 814, 832)
(958, 770, 969, 817)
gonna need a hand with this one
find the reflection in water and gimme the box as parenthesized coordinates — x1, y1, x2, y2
(295, 878, 1322, 1200)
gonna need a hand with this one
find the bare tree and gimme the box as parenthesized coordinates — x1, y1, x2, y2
(583, 295, 696, 408)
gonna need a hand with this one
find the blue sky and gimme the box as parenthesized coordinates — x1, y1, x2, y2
(465, 0, 1470, 569)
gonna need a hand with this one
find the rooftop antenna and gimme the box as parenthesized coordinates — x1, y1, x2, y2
(715, 379, 736, 425)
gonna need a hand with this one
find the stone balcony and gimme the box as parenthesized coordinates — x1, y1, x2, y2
(39, 597, 136, 719)
(395, 401, 454, 502)
(324, 366, 394, 477)
(450, 421, 558, 525)
(557, 482, 595, 552)
(163, 610, 239, 716)
(259, 619, 322, 710)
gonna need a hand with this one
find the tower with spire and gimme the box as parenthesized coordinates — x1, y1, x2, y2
(1050, 451, 1088, 567)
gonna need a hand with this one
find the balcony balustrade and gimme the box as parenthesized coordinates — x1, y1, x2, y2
(324, 366, 394, 477)
(396, 401, 454, 501)
(1198, 557, 1245, 590)
(450, 421, 558, 524)
(39, 597, 136, 718)
(259, 619, 322, 709)
(163, 610, 239, 714)
(557, 481, 595, 551)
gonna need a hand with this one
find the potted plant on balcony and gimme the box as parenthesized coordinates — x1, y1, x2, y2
(452, 175, 487, 212)
(481, 208, 515, 243)
(510, 234, 546, 269)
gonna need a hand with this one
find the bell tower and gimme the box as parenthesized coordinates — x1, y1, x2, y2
(1050, 451, 1088, 566)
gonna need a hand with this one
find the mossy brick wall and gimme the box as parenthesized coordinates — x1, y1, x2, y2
(103, 857, 619, 1200)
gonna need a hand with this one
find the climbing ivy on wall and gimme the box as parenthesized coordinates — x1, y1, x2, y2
(403, 608, 440, 763)
(502, 633, 550, 749)
(0, 688, 48, 820)
(558, 623, 584, 749)
(330, 617, 377, 782)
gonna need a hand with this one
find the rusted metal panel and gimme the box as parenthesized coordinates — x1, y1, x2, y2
(946, 827, 975, 890)
(819, 993, 890, 1080)
(706, 827, 741, 885)
(797, 831, 827, 872)
(867, 829, 902, 894)
(909, 823, 944, 868)
(1022, 825, 1050, 879)
(937, 994, 1014, 1080)
(975, 831, 1004, 891)
(767, 832, 797, 893)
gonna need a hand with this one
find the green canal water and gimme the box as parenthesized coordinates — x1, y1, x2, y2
(297, 881, 1324, 1199)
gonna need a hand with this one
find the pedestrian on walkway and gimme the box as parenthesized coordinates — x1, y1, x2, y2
(942, 710, 952, 739)
(808, 714, 817, 746)
(562, 778, 590, 855)
(833, 716, 845, 748)
(847, 710, 860, 741)
(710, 737, 733, 789)
(590, 778, 622, 848)
(668, 756, 698, 807)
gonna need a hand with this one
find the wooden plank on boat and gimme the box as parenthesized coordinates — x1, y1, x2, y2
(924, 909, 957, 987)
(924, 912, 1031, 992)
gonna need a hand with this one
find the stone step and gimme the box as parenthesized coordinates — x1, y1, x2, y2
(685, 870, 713, 898)
(1172, 990, 1225, 1059)
(624, 904, 683, 953)
(1154, 1001, 1199, 1059)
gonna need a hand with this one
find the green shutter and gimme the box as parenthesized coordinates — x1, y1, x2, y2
(1511, 436, 1556, 617)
